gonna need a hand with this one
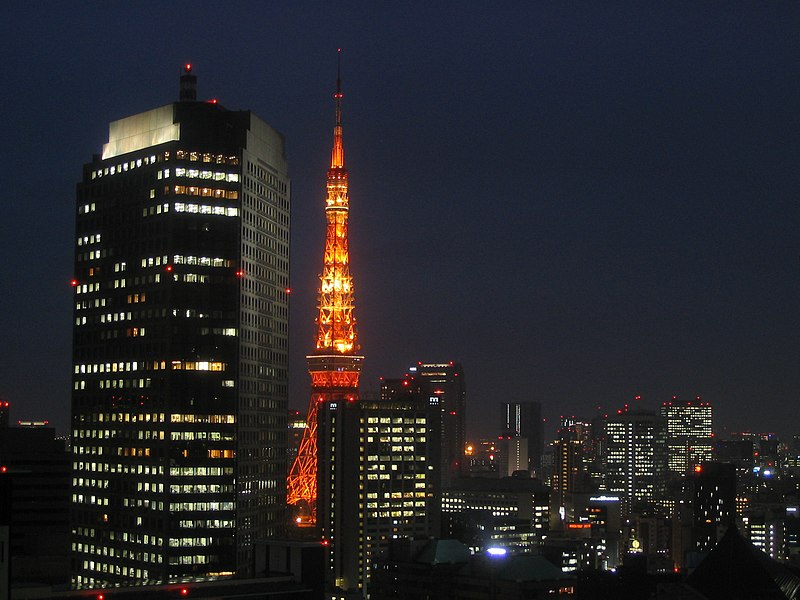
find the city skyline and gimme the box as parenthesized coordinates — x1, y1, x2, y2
(1, 3, 799, 440)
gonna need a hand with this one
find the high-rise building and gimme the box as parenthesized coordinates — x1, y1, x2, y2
(602, 406, 667, 509)
(502, 401, 543, 474)
(497, 436, 529, 477)
(660, 398, 713, 475)
(70, 66, 290, 587)
(0, 421, 71, 588)
(318, 395, 441, 597)
(409, 362, 465, 487)
(286, 51, 364, 530)
(673, 462, 736, 568)
(551, 417, 595, 515)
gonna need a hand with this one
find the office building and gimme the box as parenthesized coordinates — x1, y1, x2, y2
(602, 407, 667, 509)
(409, 362, 466, 487)
(317, 395, 441, 598)
(660, 398, 712, 475)
(551, 418, 595, 515)
(497, 435, 528, 477)
(442, 475, 550, 553)
(70, 66, 290, 587)
(673, 462, 736, 568)
(0, 420, 71, 588)
(465, 439, 500, 477)
(502, 401, 543, 475)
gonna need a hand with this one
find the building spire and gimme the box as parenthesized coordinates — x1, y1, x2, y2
(331, 49, 345, 169)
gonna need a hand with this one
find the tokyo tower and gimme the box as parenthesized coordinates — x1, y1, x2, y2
(287, 50, 363, 526)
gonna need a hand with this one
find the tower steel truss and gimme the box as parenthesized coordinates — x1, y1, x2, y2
(287, 51, 363, 526)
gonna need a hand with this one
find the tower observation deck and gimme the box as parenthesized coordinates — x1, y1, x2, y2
(287, 51, 363, 526)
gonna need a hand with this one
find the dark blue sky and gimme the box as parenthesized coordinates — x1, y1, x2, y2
(1, 2, 798, 439)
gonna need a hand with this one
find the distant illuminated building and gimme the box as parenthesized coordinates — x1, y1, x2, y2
(317, 395, 441, 597)
(70, 66, 290, 586)
(409, 362, 466, 487)
(660, 398, 712, 475)
(502, 402, 543, 475)
(714, 438, 754, 478)
(442, 475, 550, 553)
(744, 516, 786, 562)
(603, 405, 667, 508)
(379, 373, 422, 401)
(497, 436, 529, 477)
(466, 439, 500, 477)
(552, 418, 594, 515)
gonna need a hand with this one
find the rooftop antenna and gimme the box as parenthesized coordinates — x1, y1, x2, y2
(180, 63, 197, 101)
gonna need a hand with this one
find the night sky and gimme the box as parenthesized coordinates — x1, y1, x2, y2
(1, 3, 798, 440)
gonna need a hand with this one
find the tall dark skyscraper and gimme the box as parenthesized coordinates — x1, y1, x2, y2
(502, 401, 543, 475)
(409, 362, 465, 488)
(70, 67, 290, 587)
(674, 462, 736, 567)
(0, 421, 70, 587)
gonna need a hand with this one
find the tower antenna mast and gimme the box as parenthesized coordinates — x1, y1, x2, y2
(287, 49, 363, 527)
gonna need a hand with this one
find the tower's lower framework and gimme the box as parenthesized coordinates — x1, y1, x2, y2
(287, 355, 363, 525)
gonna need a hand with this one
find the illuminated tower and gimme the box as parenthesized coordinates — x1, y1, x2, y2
(287, 51, 363, 526)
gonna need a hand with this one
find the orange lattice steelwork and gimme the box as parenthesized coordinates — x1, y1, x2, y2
(287, 51, 363, 526)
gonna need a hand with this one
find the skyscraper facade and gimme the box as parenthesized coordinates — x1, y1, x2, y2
(660, 398, 713, 475)
(70, 67, 290, 587)
(318, 395, 441, 597)
(409, 362, 465, 487)
(603, 407, 667, 508)
(502, 401, 543, 475)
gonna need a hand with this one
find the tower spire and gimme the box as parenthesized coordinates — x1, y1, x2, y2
(331, 48, 345, 169)
(287, 50, 363, 526)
